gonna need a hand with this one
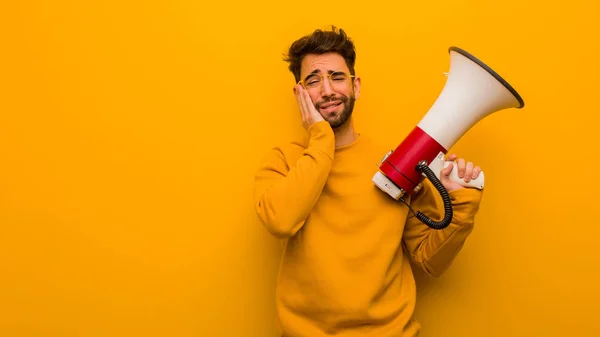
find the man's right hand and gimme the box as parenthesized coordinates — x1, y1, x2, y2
(295, 85, 325, 130)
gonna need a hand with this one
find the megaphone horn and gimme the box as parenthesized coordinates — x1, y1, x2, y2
(372, 46, 525, 229)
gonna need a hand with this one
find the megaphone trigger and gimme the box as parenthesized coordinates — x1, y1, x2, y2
(426, 152, 485, 190)
(444, 161, 485, 189)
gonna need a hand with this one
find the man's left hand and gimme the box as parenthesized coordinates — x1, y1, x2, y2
(440, 154, 482, 192)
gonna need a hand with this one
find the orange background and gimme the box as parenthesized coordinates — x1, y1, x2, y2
(1, 1, 598, 336)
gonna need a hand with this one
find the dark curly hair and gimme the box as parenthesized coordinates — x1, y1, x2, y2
(283, 26, 357, 83)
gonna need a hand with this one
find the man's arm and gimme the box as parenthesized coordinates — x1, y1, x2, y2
(254, 121, 334, 238)
(402, 178, 483, 277)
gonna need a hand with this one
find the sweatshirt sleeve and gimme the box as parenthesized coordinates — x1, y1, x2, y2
(253, 121, 335, 238)
(401, 180, 483, 277)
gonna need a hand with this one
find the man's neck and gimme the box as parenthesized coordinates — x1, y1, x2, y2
(333, 119, 359, 148)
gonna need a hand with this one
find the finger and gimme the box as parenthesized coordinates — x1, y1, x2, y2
(464, 162, 474, 182)
(457, 158, 466, 178)
(295, 85, 302, 109)
(302, 88, 317, 114)
(298, 85, 308, 112)
(441, 161, 454, 178)
(446, 153, 458, 162)
(472, 166, 481, 179)
(295, 85, 307, 122)
(305, 89, 323, 123)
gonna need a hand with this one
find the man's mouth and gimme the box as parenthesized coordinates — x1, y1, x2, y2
(319, 101, 342, 113)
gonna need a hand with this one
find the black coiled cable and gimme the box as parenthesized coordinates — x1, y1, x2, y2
(399, 161, 453, 230)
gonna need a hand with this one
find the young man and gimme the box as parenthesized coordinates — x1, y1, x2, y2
(253, 26, 484, 337)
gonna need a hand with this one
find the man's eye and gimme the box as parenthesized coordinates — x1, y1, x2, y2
(331, 73, 346, 81)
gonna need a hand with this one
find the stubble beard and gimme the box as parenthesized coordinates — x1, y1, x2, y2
(316, 93, 356, 130)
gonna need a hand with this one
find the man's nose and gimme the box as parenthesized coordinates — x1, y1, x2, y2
(320, 77, 334, 97)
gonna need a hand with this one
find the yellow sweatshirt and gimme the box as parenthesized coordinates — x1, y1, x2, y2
(254, 121, 483, 337)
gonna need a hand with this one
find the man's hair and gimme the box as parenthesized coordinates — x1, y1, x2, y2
(284, 26, 357, 83)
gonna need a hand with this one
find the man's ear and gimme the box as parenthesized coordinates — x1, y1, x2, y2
(353, 76, 361, 99)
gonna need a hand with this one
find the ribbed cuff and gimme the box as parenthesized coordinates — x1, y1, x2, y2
(306, 121, 335, 160)
(448, 188, 483, 224)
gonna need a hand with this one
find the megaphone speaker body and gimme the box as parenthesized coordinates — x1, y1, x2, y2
(373, 47, 524, 200)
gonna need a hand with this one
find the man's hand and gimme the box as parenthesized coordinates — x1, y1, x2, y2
(440, 154, 482, 192)
(295, 85, 325, 130)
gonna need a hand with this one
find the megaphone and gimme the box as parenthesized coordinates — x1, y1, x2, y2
(372, 46, 524, 230)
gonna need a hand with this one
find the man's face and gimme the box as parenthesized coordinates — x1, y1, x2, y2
(298, 52, 360, 129)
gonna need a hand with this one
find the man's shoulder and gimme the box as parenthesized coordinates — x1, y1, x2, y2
(357, 134, 399, 163)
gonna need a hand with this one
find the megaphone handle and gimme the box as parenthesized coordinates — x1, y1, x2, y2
(444, 161, 485, 190)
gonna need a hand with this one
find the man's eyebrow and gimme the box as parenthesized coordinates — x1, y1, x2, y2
(302, 70, 320, 81)
(306, 69, 341, 77)
(303, 69, 344, 82)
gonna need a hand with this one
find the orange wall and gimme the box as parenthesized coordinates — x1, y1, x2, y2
(1, 1, 598, 336)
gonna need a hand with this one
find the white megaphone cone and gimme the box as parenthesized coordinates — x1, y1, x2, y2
(372, 46, 524, 230)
